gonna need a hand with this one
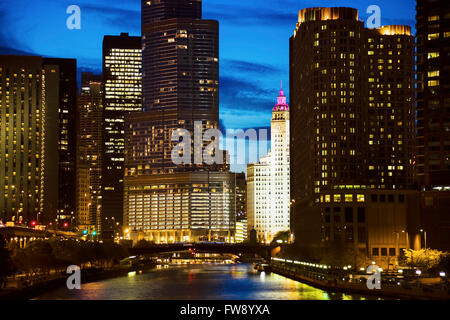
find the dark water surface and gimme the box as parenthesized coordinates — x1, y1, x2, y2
(34, 263, 371, 300)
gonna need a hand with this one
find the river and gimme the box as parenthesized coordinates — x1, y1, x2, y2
(34, 263, 373, 300)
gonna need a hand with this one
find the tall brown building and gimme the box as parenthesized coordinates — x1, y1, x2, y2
(415, 0, 450, 252)
(365, 26, 415, 190)
(0, 56, 60, 225)
(416, 0, 450, 190)
(77, 73, 103, 235)
(43, 58, 78, 227)
(290, 8, 415, 261)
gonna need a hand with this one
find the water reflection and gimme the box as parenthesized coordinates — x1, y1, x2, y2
(35, 264, 373, 300)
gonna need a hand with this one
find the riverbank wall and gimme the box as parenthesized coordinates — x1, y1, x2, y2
(269, 263, 450, 300)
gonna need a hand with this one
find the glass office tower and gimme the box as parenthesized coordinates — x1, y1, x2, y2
(102, 33, 142, 239)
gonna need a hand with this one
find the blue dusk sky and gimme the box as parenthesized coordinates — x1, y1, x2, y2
(0, 0, 416, 172)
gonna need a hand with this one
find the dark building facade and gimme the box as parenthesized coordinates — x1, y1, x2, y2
(43, 58, 78, 226)
(102, 33, 142, 238)
(414, 0, 450, 253)
(290, 8, 415, 260)
(416, 0, 450, 190)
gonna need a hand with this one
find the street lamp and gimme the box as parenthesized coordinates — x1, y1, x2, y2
(393, 231, 401, 267)
(420, 229, 427, 249)
(402, 230, 410, 250)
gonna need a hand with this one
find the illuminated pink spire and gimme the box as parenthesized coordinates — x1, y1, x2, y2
(274, 81, 289, 111)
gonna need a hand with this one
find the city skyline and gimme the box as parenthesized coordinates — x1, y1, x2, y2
(0, 0, 415, 144)
(1, 0, 450, 304)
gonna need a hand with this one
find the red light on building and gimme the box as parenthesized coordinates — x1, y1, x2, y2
(63, 222, 69, 228)
(31, 221, 37, 226)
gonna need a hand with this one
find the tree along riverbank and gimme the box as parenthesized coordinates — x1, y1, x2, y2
(0, 238, 139, 299)
(0, 266, 138, 300)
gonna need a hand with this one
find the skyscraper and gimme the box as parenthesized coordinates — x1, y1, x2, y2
(77, 73, 103, 235)
(247, 87, 290, 243)
(290, 8, 415, 256)
(416, 0, 450, 190)
(102, 33, 142, 239)
(43, 58, 78, 226)
(141, 0, 201, 26)
(0, 55, 60, 225)
(364, 26, 415, 190)
(142, 0, 219, 158)
(414, 0, 450, 252)
(122, 0, 235, 243)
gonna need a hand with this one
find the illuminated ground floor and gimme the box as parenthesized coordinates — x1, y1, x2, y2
(128, 228, 237, 244)
(123, 171, 239, 244)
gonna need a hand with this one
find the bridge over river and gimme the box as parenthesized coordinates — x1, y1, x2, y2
(129, 243, 274, 260)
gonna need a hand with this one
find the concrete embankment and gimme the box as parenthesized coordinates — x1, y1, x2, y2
(269, 264, 450, 300)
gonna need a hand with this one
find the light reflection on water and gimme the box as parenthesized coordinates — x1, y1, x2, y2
(34, 264, 373, 300)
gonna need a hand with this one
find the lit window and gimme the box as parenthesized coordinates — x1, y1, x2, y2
(428, 52, 439, 59)
(428, 70, 439, 78)
(428, 80, 439, 87)
(357, 194, 365, 202)
(428, 33, 439, 40)
(345, 194, 353, 202)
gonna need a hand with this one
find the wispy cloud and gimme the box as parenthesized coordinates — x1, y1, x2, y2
(82, 4, 141, 32)
(204, 3, 298, 26)
(0, 7, 36, 55)
(220, 75, 274, 112)
(223, 59, 281, 74)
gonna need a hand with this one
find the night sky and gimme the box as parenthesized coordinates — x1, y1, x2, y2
(0, 0, 416, 172)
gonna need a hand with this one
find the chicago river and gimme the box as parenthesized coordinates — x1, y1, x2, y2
(34, 264, 372, 300)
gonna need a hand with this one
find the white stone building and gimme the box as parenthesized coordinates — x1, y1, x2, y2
(247, 86, 290, 243)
